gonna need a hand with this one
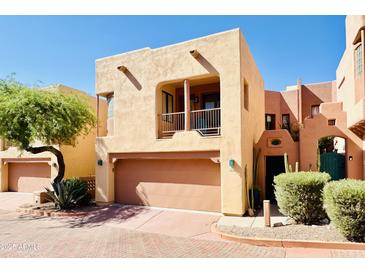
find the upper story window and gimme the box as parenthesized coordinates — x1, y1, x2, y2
(107, 94, 114, 118)
(243, 80, 249, 111)
(162, 91, 174, 113)
(311, 105, 320, 117)
(282, 114, 290, 129)
(265, 114, 276, 130)
(355, 44, 363, 77)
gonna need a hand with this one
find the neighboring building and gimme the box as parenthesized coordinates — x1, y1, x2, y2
(95, 16, 365, 215)
(0, 84, 107, 193)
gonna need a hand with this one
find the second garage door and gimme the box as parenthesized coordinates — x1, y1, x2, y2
(8, 162, 52, 192)
(115, 158, 221, 212)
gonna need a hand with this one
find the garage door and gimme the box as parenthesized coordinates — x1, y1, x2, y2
(115, 159, 221, 212)
(8, 163, 51, 192)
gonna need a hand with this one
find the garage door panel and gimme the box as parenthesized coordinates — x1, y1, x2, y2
(8, 163, 51, 192)
(115, 159, 221, 212)
(135, 183, 221, 212)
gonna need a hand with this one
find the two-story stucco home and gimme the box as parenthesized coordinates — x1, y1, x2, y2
(95, 15, 365, 216)
(95, 29, 264, 216)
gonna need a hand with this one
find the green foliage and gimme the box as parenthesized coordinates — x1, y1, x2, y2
(45, 178, 91, 210)
(252, 148, 261, 209)
(323, 179, 365, 242)
(0, 77, 96, 150)
(274, 171, 331, 224)
(318, 136, 335, 153)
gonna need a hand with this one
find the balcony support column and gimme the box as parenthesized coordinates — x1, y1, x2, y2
(184, 79, 191, 131)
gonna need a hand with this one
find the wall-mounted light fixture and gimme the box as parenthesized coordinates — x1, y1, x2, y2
(349, 156, 353, 161)
(229, 159, 235, 170)
(117, 65, 128, 73)
(189, 50, 200, 58)
(97, 159, 103, 166)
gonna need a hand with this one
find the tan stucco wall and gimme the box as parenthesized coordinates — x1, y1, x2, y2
(95, 29, 264, 215)
(0, 85, 107, 192)
(336, 16, 365, 127)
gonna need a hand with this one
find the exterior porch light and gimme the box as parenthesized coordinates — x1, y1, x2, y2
(97, 159, 103, 166)
(117, 65, 128, 73)
(189, 50, 200, 58)
(229, 159, 235, 170)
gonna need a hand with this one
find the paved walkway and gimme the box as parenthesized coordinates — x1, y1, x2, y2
(0, 192, 33, 211)
(0, 193, 364, 257)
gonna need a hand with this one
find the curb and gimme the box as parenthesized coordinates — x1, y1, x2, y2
(211, 223, 365, 250)
(16, 207, 89, 218)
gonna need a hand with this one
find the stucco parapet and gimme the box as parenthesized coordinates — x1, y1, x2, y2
(347, 98, 365, 127)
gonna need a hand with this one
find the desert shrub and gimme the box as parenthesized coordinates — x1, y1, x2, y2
(323, 179, 365, 242)
(45, 178, 91, 210)
(274, 171, 331, 224)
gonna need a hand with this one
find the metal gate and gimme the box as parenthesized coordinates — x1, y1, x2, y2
(320, 152, 345, 180)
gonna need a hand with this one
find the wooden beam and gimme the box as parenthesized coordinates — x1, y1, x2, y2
(184, 79, 191, 131)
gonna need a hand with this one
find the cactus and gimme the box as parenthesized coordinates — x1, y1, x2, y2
(284, 153, 300, 173)
(316, 147, 321, 171)
(284, 152, 289, 173)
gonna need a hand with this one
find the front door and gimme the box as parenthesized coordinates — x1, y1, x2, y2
(203, 93, 220, 109)
(265, 156, 285, 203)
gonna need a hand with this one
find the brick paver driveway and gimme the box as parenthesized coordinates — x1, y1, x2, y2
(0, 195, 364, 258)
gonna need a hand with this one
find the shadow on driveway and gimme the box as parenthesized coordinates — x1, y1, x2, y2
(60, 204, 153, 228)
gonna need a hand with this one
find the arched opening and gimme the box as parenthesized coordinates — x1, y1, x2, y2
(317, 136, 346, 180)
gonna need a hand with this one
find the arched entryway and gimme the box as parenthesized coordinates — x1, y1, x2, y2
(318, 136, 346, 180)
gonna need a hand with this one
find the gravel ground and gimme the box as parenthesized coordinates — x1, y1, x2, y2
(218, 223, 349, 242)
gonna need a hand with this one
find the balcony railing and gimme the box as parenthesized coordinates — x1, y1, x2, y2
(191, 108, 221, 136)
(158, 108, 221, 138)
(158, 112, 185, 138)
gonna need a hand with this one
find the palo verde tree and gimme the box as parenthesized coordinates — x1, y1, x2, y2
(0, 77, 96, 190)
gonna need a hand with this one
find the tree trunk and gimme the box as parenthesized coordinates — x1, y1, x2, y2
(25, 145, 65, 192)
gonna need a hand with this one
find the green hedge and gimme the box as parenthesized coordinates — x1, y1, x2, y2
(274, 172, 331, 224)
(323, 179, 365, 242)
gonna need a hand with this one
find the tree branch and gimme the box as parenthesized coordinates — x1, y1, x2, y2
(25, 145, 65, 187)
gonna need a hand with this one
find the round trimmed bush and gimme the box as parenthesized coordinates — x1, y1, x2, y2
(323, 179, 365, 242)
(274, 171, 331, 224)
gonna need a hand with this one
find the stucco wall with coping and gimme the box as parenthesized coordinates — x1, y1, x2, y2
(336, 16, 365, 123)
(300, 102, 363, 179)
(95, 29, 264, 216)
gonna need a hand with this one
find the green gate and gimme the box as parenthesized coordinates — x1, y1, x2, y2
(320, 152, 345, 180)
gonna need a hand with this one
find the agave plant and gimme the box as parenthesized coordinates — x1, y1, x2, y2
(45, 178, 91, 210)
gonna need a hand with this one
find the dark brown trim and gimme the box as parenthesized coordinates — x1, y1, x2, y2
(109, 151, 220, 162)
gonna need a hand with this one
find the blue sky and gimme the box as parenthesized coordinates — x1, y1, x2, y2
(0, 16, 345, 94)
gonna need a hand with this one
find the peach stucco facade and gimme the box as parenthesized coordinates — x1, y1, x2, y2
(0, 84, 107, 193)
(95, 16, 365, 215)
(95, 29, 264, 215)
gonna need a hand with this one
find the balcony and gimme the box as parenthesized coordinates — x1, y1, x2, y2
(157, 75, 221, 139)
(158, 108, 221, 138)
